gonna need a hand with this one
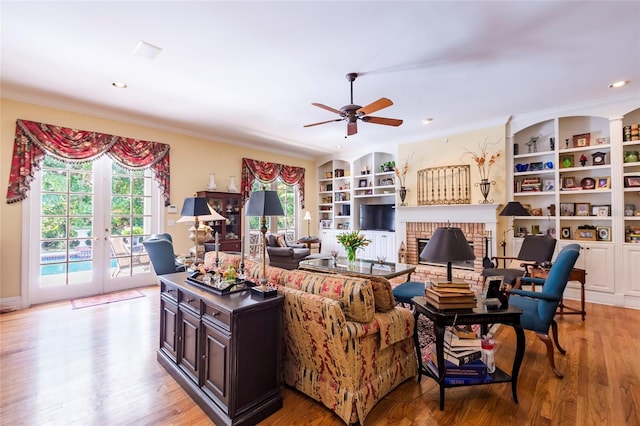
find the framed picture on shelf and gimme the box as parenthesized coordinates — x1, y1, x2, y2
(575, 202, 591, 216)
(596, 226, 611, 241)
(596, 176, 610, 189)
(573, 133, 590, 147)
(544, 179, 555, 191)
(560, 203, 575, 216)
(529, 162, 543, 171)
(562, 176, 576, 189)
(343, 221, 350, 229)
(576, 228, 596, 241)
(595, 137, 608, 145)
(591, 204, 611, 216)
(337, 223, 343, 229)
(560, 154, 574, 168)
(624, 176, 640, 188)
(358, 179, 368, 188)
(561, 227, 572, 239)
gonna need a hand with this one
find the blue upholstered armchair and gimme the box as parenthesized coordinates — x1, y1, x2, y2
(508, 243, 580, 378)
(142, 233, 186, 276)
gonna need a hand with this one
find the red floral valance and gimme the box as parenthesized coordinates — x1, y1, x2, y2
(241, 157, 305, 208)
(6, 119, 171, 205)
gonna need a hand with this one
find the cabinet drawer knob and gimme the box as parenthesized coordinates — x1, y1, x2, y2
(186, 298, 195, 303)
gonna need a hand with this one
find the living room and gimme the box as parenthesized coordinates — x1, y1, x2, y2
(1, 2, 640, 425)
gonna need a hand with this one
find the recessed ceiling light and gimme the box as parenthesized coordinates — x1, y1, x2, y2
(336, 144, 343, 149)
(608, 80, 630, 89)
(112, 81, 127, 89)
(422, 118, 433, 125)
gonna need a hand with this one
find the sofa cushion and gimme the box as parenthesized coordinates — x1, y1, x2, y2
(367, 276, 396, 312)
(284, 270, 374, 323)
(276, 234, 287, 247)
(203, 251, 241, 270)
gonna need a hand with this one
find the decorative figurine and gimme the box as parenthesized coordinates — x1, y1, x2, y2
(565, 138, 570, 148)
(550, 137, 555, 150)
(579, 154, 587, 166)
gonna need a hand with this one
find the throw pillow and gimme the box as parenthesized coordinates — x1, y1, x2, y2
(276, 234, 287, 247)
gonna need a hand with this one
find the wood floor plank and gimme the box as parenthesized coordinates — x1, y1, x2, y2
(1, 285, 638, 425)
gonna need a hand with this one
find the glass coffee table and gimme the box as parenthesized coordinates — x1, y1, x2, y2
(298, 257, 416, 281)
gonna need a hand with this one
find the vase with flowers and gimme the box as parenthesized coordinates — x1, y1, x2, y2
(336, 229, 370, 264)
(463, 139, 502, 204)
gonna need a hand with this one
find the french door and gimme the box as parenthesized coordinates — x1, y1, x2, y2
(25, 155, 161, 305)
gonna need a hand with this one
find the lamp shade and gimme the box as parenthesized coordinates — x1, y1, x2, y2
(499, 201, 531, 217)
(420, 227, 476, 262)
(303, 211, 312, 221)
(180, 197, 211, 217)
(177, 203, 225, 223)
(245, 190, 284, 217)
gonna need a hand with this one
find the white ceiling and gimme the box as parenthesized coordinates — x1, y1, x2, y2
(2, 1, 639, 160)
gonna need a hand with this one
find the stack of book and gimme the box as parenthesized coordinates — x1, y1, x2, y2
(519, 177, 542, 192)
(425, 280, 476, 310)
(426, 356, 492, 385)
(443, 328, 482, 366)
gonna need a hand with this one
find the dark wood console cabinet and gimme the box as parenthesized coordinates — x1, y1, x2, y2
(158, 272, 283, 425)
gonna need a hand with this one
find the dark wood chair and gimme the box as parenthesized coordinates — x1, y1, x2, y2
(482, 234, 557, 288)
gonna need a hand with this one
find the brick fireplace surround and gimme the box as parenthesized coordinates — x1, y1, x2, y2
(395, 204, 499, 293)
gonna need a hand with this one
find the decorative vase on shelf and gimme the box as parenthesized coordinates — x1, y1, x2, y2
(477, 178, 494, 204)
(228, 176, 238, 193)
(346, 247, 357, 264)
(207, 174, 217, 191)
(399, 186, 407, 206)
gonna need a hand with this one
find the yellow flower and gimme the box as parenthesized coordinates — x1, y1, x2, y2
(336, 229, 370, 251)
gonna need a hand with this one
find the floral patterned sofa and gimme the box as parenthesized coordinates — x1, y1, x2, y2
(203, 252, 418, 425)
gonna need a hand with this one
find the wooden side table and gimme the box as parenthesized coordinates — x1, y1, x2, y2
(297, 237, 322, 253)
(528, 266, 586, 321)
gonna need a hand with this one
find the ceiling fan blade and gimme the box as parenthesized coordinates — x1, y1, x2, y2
(356, 97, 393, 116)
(311, 103, 343, 115)
(347, 121, 358, 136)
(361, 116, 403, 126)
(304, 118, 344, 128)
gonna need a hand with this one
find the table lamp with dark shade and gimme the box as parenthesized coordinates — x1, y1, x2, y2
(180, 197, 224, 264)
(245, 189, 284, 296)
(420, 226, 475, 283)
(499, 201, 531, 260)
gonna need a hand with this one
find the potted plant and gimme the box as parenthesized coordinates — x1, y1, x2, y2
(381, 161, 396, 172)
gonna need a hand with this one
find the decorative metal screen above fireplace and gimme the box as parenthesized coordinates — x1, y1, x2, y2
(417, 238, 475, 270)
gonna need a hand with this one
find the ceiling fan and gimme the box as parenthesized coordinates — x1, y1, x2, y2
(304, 72, 403, 137)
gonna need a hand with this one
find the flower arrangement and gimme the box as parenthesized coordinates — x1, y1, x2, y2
(463, 139, 502, 181)
(394, 160, 409, 187)
(336, 229, 370, 262)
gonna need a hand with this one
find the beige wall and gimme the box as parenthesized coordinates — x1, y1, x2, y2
(397, 125, 508, 205)
(0, 98, 316, 299)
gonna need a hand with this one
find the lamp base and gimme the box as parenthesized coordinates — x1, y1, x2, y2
(251, 286, 278, 299)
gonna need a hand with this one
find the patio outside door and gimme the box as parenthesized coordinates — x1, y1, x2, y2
(26, 156, 160, 305)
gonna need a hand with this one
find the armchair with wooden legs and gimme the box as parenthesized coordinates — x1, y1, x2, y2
(507, 243, 580, 378)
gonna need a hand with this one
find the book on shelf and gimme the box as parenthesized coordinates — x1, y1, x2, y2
(431, 280, 470, 288)
(444, 329, 482, 347)
(443, 346, 482, 366)
(452, 325, 477, 339)
(444, 375, 494, 385)
(425, 294, 477, 310)
(426, 358, 488, 378)
(425, 288, 475, 303)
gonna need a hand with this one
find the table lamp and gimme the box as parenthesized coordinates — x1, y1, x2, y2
(420, 225, 475, 283)
(303, 211, 312, 238)
(245, 189, 284, 297)
(499, 201, 531, 263)
(179, 197, 225, 264)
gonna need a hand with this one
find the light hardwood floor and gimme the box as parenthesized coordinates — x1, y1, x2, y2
(1, 286, 638, 425)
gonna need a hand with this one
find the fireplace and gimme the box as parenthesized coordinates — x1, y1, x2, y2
(394, 204, 499, 291)
(417, 238, 475, 270)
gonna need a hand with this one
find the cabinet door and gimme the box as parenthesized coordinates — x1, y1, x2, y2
(160, 296, 178, 361)
(202, 320, 231, 410)
(623, 245, 640, 296)
(178, 307, 201, 385)
(560, 241, 614, 293)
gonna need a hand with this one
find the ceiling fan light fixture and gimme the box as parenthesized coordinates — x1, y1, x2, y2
(112, 81, 127, 89)
(608, 80, 630, 89)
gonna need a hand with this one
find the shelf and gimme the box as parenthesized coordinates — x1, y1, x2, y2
(514, 191, 554, 196)
(514, 150, 554, 159)
(558, 164, 611, 173)
(514, 169, 555, 177)
(558, 144, 611, 154)
(559, 216, 612, 221)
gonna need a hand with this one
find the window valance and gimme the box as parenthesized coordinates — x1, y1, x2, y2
(6, 119, 171, 205)
(241, 158, 305, 208)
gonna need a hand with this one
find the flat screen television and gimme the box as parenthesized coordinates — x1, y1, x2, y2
(359, 204, 395, 231)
